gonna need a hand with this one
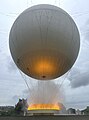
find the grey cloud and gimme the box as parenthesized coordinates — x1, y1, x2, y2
(68, 67, 81, 81)
(70, 72, 89, 88)
(68, 66, 89, 88)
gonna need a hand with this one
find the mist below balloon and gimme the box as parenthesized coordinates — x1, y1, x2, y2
(27, 80, 65, 105)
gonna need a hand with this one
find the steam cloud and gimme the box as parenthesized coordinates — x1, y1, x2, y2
(27, 80, 65, 105)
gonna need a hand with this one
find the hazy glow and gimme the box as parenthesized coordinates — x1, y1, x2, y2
(34, 60, 55, 77)
(28, 103, 61, 110)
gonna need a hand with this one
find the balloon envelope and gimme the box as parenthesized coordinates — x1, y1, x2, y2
(9, 4, 80, 80)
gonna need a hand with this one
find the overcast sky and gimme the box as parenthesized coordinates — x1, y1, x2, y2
(0, 0, 89, 110)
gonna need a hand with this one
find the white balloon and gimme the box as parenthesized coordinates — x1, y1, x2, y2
(9, 4, 80, 80)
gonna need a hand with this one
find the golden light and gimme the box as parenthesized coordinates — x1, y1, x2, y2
(28, 104, 61, 111)
(34, 59, 55, 78)
(36, 61, 53, 73)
